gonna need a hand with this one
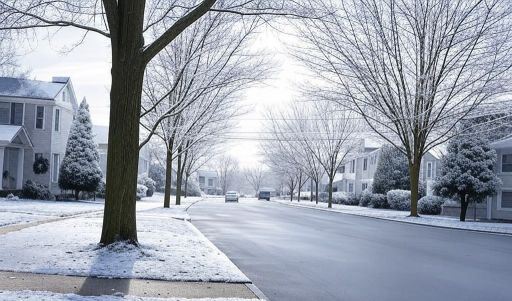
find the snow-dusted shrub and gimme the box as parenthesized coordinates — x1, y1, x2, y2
(137, 175, 155, 197)
(344, 193, 359, 206)
(136, 184, 147, 199)
(185, 179, 202, 197)
(149, 163, 166, 192)
(95, 180, 106, 199)
(368, 193, 388, 209)
(332, 191, 348, 204)
(22, 180, 53, 200)
(418, 196, 446, 215)
(387, 190, 411, 211)
(359, 189, 373, 207)
(58, 100, 102, 200)
(136, 184, 148, 200)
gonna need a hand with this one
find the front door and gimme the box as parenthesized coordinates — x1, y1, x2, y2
(2, 148, 19, 190)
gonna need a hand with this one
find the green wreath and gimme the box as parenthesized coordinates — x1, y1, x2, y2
(33, 156, 50, 174)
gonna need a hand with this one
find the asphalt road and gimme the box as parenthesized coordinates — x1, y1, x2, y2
(188, 198, 512, 301)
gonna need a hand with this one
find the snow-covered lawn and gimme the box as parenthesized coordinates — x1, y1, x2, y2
(0, 202, 247, 282)
(0, 193, 202, 227)
(272, 199, 512, 235)
(0, 291, 259, 301)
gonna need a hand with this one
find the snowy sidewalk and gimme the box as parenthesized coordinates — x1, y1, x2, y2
(271, 199, 512, 235)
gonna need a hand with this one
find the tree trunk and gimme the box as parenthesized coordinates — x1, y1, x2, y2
(328, 177, 333, 208)
(310, 178, 314, 202)
(100, 21, 146, 245)
(163, 145, 173, 208)
(315, 179, 319, 205)
(408, 161, 421, 217)
(184, 173, 189, 198)
(297, 173, 302, 203)
(75, 190, 80, 201)
(460, 196, 469, 222)
(175, 148, 183, 205)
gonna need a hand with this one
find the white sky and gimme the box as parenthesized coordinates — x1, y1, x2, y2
(18, 26, 301, 169)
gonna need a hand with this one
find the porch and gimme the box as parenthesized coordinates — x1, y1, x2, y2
(0, 125, 33, 190)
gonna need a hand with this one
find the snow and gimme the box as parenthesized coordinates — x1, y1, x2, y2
(0, 197, 247, 282)
(0, 77, 65, 99)
(0, 291, 260, 301)
(0, 125, 22, 143)
(272, 199, 512, 235)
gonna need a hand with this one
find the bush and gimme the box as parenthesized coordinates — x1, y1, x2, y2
(331, 191, 348, 204)
(368, 193, 388, 209)
(344, 193, 360, 206)
(387, 189, 411, 211)
(136, 184, 148, 200)
(418, 196, 446, 215)
(22, 180, 53, 200)
(137, 175, 155, 197)
(359, 189, 373, 207)
(95, 180, 106, 199)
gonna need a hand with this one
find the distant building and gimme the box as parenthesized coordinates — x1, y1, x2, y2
(0, 76, 78, 193)
(487, 136, 512, 220)
(196, 170, 219, 195)
(92, 125, 151, 177)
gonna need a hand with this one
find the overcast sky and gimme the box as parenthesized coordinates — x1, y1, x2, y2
(18, 26, 301, 169)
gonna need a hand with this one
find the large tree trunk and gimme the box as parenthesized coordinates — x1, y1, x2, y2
(297, 173, 302, 203)
(175, 147, 183, 205)
(328, 177, 333, 208)
(100, 1, 147, 245)
(75, 190, 80, 201)
(460, 195, 469, 222)
(408, 160, 421, 217)
(163, 145, 173, 208)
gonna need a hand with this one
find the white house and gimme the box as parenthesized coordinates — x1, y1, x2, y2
(487, 136, 512, 220)
(196, 170, 219, 195)
(0, 76, 78, 193)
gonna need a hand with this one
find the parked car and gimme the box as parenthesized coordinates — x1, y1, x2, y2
(225, 191, 239, 202)
(258, 191, 271, 201)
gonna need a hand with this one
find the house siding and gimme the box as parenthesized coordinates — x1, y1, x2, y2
(491, 147, 512, 220)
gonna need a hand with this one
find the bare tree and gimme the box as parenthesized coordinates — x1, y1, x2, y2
(0, 0, 307, 245)
(244, 166, 266, 197)
(215, 154, 239, 194)
(296, 0, 512, 216)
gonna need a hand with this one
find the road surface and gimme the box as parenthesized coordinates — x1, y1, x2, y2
(188, 198, 512, 301)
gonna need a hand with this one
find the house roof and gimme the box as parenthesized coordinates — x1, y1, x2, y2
(0, 77, 68, 100)
(197, 170, 218, 178)
(490, 135, 512, 149)
(0, 125, 33, 147)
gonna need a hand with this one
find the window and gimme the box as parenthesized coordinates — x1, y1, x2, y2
(348, 183, 354, 192)
(54, 109, 60, 131)
(338, 165, 345, 173)
(362, 183, 368, 190)
(36, 106, 45, 129)
(52, 154, 60, 182)
(0, 102, 10, 124)
(199, 176, 205, 185)
(350, 160, 355, 173)
(502, 154, 512, 173)
(10, 103, 23, 125)
(34, 153, 43, 161)
(363, 158, 368, 171)
(501, 191, 512, 209)
(427, 162, 433, 179)
(208, 178, 214, 187)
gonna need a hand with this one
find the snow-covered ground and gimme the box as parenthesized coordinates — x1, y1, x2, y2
(272, 199, 512, 235)
(0, 291, 259, 301)
(0, 193, 202, 227)
(0, 197, 248, 282)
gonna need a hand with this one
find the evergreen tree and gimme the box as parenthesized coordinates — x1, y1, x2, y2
(372, 145, 410, 194)
(59, 99, 102, 200)
(432, 135, 501, 221)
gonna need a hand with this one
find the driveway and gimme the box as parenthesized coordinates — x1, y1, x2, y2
(189, 198, 512, 301)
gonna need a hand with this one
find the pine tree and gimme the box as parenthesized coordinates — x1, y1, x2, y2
(372, 145, 410, 194)
(59, 99, 102, 200)
(433, 135, 501, 221)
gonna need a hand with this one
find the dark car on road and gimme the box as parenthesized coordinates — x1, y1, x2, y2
(258, 191, 271, 201)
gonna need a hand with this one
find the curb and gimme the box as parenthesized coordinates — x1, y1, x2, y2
(270, 200, 512, 237)
(246, 283, 269, 300)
